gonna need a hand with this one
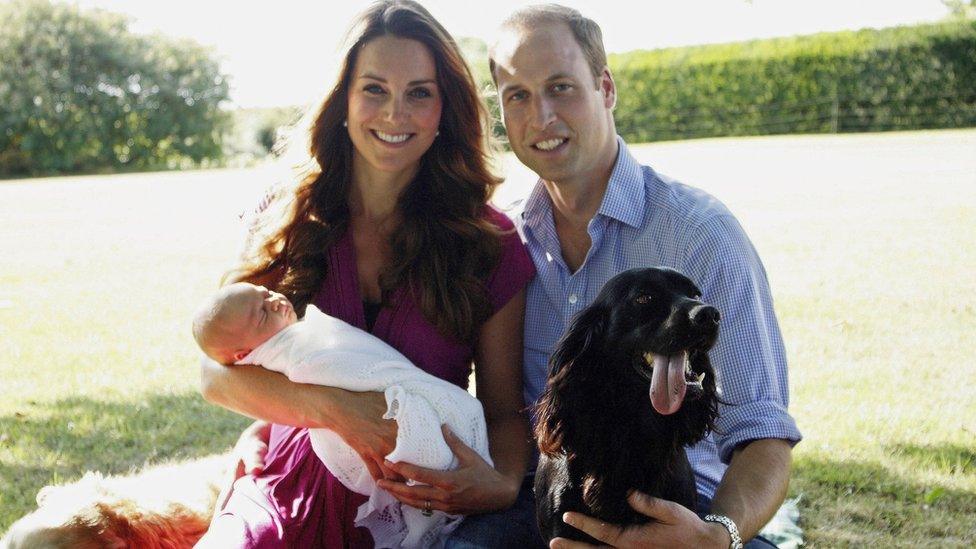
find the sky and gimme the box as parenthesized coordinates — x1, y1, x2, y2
(72, 0, 953, 108)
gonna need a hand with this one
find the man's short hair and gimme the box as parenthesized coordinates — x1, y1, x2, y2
(489, 4, 608, 85)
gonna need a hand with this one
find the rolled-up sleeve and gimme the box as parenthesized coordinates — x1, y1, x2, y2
(682, 214, 802, 464)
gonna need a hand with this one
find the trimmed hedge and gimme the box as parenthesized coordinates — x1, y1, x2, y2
(609, 21, 976, 142)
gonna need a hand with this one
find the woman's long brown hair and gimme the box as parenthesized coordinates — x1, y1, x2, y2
(228, 0, 503, 342)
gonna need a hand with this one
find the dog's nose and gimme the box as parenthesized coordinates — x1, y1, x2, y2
(690, 305, 720, 326)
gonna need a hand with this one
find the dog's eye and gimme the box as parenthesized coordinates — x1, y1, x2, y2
(635, 295, 652, 305)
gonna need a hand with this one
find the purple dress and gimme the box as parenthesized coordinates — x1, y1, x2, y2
(206, 208, 535, 548)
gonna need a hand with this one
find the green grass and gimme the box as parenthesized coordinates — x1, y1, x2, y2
(2, 130, 975, 546)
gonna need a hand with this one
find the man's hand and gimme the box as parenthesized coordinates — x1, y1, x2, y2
(550, 491, 731, 549)
(376, 425, 520, 515)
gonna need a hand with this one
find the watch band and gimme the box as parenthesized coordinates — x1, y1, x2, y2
(703, 514, 743, 549)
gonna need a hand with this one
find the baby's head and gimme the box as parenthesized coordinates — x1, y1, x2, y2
(192, 282, 298, 364)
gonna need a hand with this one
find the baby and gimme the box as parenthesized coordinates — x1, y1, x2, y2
(192, 282, 492, 549)
(193, 282, 298, 365)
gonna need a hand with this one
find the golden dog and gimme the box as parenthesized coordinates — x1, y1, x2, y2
(1, 455, 229, 549)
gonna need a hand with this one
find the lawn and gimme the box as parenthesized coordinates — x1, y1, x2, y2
(1, 130, 974, 546)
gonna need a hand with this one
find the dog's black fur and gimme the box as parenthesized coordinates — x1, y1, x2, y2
(533, 267, 722, 543)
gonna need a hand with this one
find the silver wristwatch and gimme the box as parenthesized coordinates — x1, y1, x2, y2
(703, 514, 743, 549)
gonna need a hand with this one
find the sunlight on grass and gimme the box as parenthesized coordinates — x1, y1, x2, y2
(2, 131, 974, 545)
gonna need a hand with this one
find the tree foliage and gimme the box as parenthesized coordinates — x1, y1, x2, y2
(943, 0, 976, 20)
(0, 0, 231, 176)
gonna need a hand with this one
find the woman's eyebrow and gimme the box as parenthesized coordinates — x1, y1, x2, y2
(359, 73, 436, 87)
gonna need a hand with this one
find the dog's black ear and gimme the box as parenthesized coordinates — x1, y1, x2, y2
(548, 304, 608, 379)
(535, 304, 608, 456)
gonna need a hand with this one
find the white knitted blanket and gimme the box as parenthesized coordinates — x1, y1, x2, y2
(236, 305, 492, 549)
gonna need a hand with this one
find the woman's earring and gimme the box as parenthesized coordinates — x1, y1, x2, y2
(342, 120, 348, 127)
(435, 130, 440, 137)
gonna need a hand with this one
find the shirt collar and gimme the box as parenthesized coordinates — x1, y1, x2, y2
(522, 136, 645, 232)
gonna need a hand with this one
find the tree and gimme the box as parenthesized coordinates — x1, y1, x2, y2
(0, 0, 231, 176)
(943, 0, 976, 20)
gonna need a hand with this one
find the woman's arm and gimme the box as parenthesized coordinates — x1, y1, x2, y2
(201, 358, 398, 480)
(200, 358, 382, 429)
(201, 256, 400, 480)
(473, 287, 532, 499)
(378, 289, 532, 513)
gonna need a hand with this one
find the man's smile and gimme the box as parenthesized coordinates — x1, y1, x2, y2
(532, 137, 569, 152)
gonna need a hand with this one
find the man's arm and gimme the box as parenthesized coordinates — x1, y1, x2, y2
(708, 438, 792, 543)
(683, 213, 800, 544)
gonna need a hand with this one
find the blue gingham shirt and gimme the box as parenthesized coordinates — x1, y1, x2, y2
(516, 137, 802, 499)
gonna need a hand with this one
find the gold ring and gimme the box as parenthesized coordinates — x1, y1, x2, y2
(422, 499, 433, 517)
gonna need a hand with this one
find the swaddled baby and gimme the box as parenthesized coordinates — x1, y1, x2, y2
(192, 282, 492, 548)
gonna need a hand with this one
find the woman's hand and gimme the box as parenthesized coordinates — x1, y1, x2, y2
(329, 390, 403, 481)
(377, 425, 520, 515)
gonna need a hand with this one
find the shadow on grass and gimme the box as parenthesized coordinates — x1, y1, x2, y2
(793, 453, 976, 545)
(0, 392, 250, 531)
(886, 442, 976, 475)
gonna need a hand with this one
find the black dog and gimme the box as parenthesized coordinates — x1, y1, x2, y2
(533, 267, 721, 543)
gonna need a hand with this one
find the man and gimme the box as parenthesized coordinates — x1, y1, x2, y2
(487, 5, 803, 548)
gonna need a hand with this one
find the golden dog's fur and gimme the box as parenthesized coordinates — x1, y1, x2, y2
(1, 455, 228, 549)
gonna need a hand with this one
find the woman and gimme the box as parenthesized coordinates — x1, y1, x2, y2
(198, 1, 536, 547)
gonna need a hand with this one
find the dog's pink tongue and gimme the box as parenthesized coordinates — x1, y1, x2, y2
(650, 353, 687, 415)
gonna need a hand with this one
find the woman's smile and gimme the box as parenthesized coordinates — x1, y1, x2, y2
(371, 129, 415, 146)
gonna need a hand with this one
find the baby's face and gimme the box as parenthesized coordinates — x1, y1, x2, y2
(237, 285, 298, 349)
(224, 284, 298, 358)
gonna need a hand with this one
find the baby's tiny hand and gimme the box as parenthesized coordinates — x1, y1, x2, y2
(237, 437, 268, 475)
(232, 421, 271, 476)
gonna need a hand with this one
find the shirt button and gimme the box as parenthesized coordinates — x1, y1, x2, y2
(568, 294, 578, 305)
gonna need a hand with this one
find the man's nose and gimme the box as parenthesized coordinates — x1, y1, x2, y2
(529, 96, 556, 130)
